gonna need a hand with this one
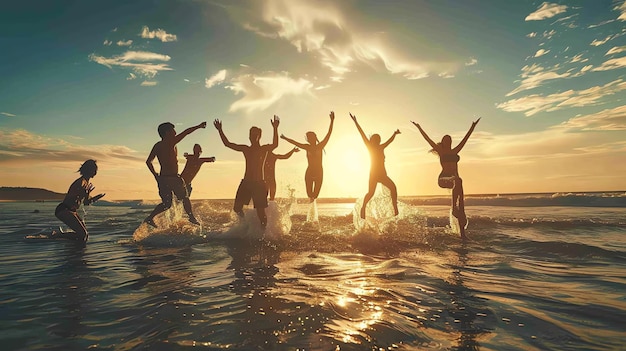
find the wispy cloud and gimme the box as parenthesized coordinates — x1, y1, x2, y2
(525, 2, 568, 21)
(231, 0, 460, 82)
(117, 39, 133, 46)
(226, 72, 314, 113)
(205, 69, 227, 88)
(534, 48, 550, 57)
(556, 105, 626, 131)
(591, 35, 615, 46)
(617, 0, 626, 21)
(140, 26, 177, 42)
(103, 39, 112, 46)
(506, 63, 571, 96)
(606, 45, 626, 55)
(0, 128, 143, 166)
(1, 112, 16, 117)
(592, 56, 626, 71)
(89, 50, 172, 79)
(140, 81, 158, 86)
(465, 57, 478, 66)
(498, 79, 626, 116)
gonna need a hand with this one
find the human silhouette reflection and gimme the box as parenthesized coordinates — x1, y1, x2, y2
(448, 244, 490, 350)
(349, 113, 400, 219)
(412, 118, 480, 239)
(214, 116, 280, 227)
(264, 147, 299, 201)
(281, 111, 334, 202)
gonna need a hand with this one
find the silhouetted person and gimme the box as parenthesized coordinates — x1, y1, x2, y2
(181, 143, 215, 196)
(264, 147, 299, 201)
(281, 111, 334, 202)
(412, 118, 480, 240)
(144, 121, 206, 227)
(54, 159, 105, 243)
(214, 116, 280, 227)
(350, 113, 400, 219)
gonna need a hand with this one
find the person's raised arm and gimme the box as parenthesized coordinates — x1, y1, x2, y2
(174, 121, 207, 144)
(349, 113, 368, 144)
(146, 145, 159, 179)
(276, 147, 299, 160)
(269, 115, 280, 150)
(199, 157, 216, 163)
(214, 119, 246, 152)
(411, 121, 438, 150)
(280, 134, 308, 149)
(382, 129, 401, 148)
(452, 118, 480, 153)
(319, 111, 335, 147)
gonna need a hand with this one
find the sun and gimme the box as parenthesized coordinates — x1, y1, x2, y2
(325, 137, 370, 196)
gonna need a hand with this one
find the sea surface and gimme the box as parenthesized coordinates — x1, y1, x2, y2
(1, 191, 625, 351)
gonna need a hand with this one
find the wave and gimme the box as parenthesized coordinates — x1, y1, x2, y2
(402, 191, 626, 207)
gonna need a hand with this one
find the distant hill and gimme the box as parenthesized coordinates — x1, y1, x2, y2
(0, 187, 64, 201)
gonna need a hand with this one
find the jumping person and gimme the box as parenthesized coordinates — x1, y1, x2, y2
(213, 116, 280, 227)
(349, 113, 400, 219)
(264, 147, 299, 201)
(412, 118, 480, 240)
(280, 111, 334, 202)
(144, 121, 206, 227)
(181, 144, 215, 196)
(54, 159, 105, 243)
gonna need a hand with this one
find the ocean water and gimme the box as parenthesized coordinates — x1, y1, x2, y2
(1, 191, 625, 351)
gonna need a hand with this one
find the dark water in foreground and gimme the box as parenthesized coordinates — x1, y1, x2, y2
(1, 195, 625, 350)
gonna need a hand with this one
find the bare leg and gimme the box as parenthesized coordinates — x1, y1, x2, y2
(305, 173, 314, 201)
(268, 179, 277, 201)
(145, 203, 168, 227)
(452, 177, 468, 239)
(256, 207, 267, 227)
(311, 177, 323, 200)
(361, 178, 377, 219)
(56, 210, 88, 243)
(182, 197, 199, 224)
(380, 177, 399, 216)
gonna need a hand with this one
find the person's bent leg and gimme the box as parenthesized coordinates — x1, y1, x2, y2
(56, 211, 88, 242)
(382, 177, 399, 216)
(183, 197, 199, 224)
(256, 207, 267, 227)
(361, 179, 377, 219)
(311, 174, 323, 200)
(305, 170, 314, 201)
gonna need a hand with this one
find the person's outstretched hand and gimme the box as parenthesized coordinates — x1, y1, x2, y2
(213, 119, 222, 130)
(293, 147, 300, 152)
(271, 115, 280, 128)
(394, 129, 401, 135)
(198, 121, 207, 128)
(411, 121, 420, 128)
(349, 113, 357, 122)
(280, 134, 286, 139)
(329, 111, 335, 121)
(472, 117, 481, 126)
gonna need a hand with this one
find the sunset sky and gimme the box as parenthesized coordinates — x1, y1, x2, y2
(1, 0, 625, 200)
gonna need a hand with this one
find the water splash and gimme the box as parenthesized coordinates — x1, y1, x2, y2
(132, 201, 204, 245)
(353, 186, 403, 233)
(306, 199, 319, 223)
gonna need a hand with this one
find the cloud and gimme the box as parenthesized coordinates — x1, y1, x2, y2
(525, 2, 568, 21)
(592, 57, 626, 71)
(606, 46, 626, 55)
(205, 69, 227, 88)
(117, 39, 133, 46)
(126, 73, 137, 80)
(103, 39, 112, 46)
(591, 35, 617, 46)
(89, 50, 172, 78)
(465, 57, 478, 66)
(1, 112, 16, 117)
(140, 81, 158, 86)
(498, 79, 626, 116)
(556, 105, 626, 131)
(140, 26, 177, 42)
(534, 49, 550, 57)
(231, 0, 460, 82)
(570, 53, 588, 63)
(0, 128, 143, 166)
(617, 1, 626, 21)
(506, 63, 570, 96)
(226, 72, 314, 113)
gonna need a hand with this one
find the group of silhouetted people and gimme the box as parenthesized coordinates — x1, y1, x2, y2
(55, 112, 480, 243)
